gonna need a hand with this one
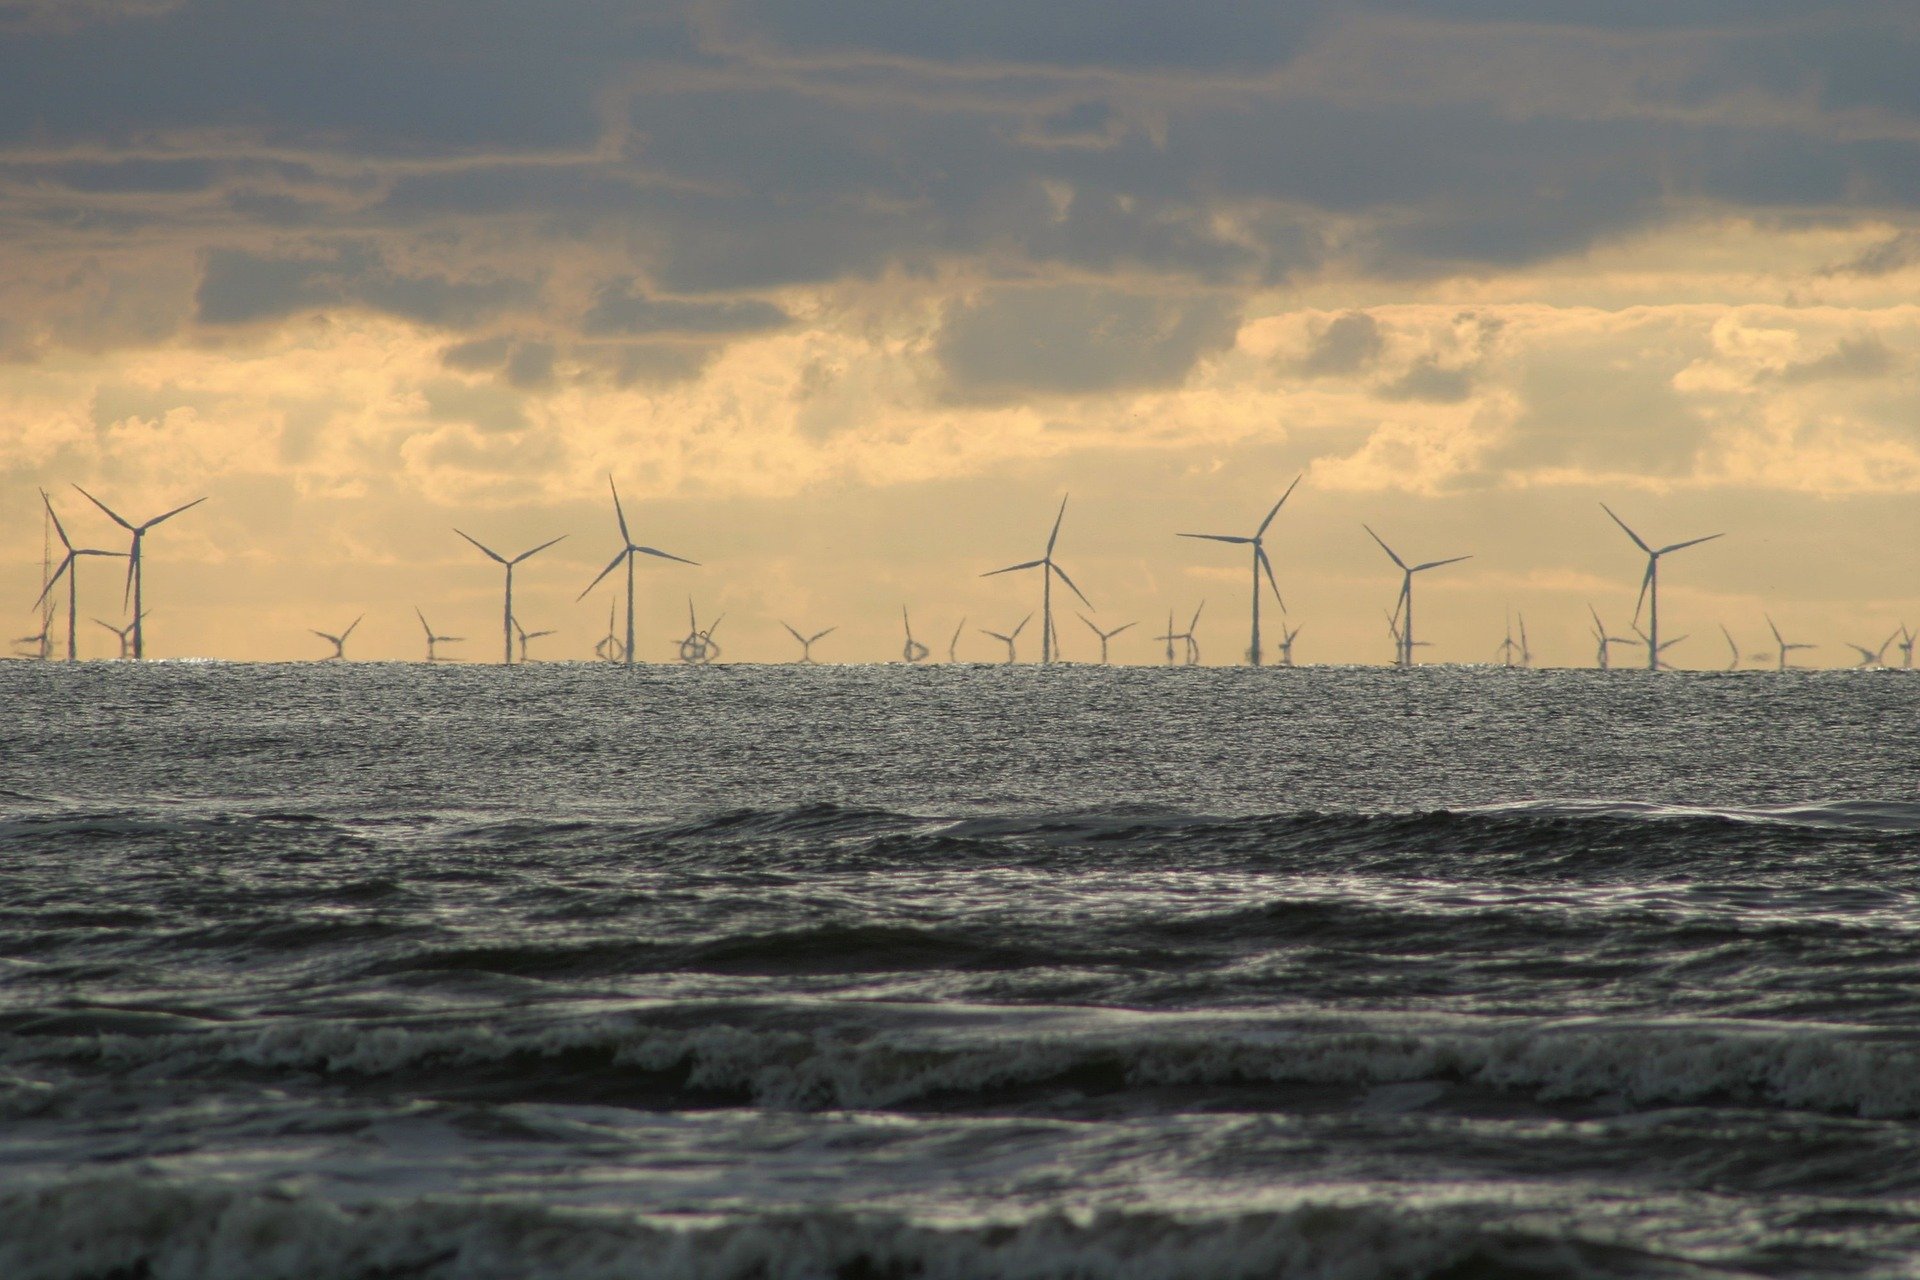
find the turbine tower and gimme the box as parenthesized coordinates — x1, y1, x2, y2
(1601, 504, 1722, 673)
(310, 616, 362, 661)
(781, 622, 837, 663)
(1156, 610, 1180, 665)
(1177, 474, 1300, 667)
(979, 614, 1030, 664)
(983, 495, 1089, 663)
(1765, 615, 1815, 670)
(34, 490, 125, 661)
(1364, 526, 1469, 666)
(1634, 626, 1690, 671)
(901, 608, 930, 663)
(73, 486, 206, 660)
(454, 530, 566, 665)
(1077, 613, 1135, 664)
(579, 477, 697, 669)
(416, 608, 463, 662)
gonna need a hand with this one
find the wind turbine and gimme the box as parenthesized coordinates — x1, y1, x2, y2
(1364, 526, 1469, 666)
(979, 614, 1031, 664)
(579, 477, 697, 669)
(901, 608, 930, 663)
(1156, 610, 1180, 665)
(454, 529, 566, 665)
(982, 495, 1089, 663)
(1177, 474, 1300, 666)
(512, 616, 556, 663)
(947, 617, 966, 663)
(33, 490, 126, 662)
(416, 608, 463, 662)
(1275, 622, 1301, 667)
(1896, 625, 1917, 670)
(1844, 629, 1899, 669)
(677, 598, 724, 664)
(1181, 600, 1206, 665)
(1765, 615, 1815, 670)
(310, 616, 363, 661)
(782, 622, 837, 663)
(1718, 623, 1743, 671)
(1601, 505, 1722, 673)
(72, 486, 206, 660)
(12, 620, 51, 660)
(594, 602, 623, 664)
(96, 616, 142, 660)
(1497, 613, 1520, 667)
(1385, 610, 1435, 665)
(1634, 625, 1690, 671)
(1077, 613, 1135, 664)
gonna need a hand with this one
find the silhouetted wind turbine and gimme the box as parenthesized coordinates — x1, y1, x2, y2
(1181, 600, 1206, 665)
(901, 608, 930, 663)
(947, 617, 966, 663)
(1896, 625, 1917, 670)
(1178, 475, 1300, 667)
(594, 601, 623, 664)
(1718, 623, 1742, 672)
(1845, 629, 1899, 669)
(782, 621, 837, 663)
(1365, 526, 1469, 666)
(580, 477, 697, 670)
(1275, 621, 1301, 667)
(13, 620, 51, 660)
(1385, 610, 1434, 665)
(983, 495, 1089, 663)
(1765, 615, 1814, 670)
(1156, 610, 1180, 665)
(310, 616, 362, 661)
(1601, 505, 1722, 673)
(1633, 625, 1689, 671)
(677, 598, 723, 664)
(455, 529, 566, 665)
(980, 614, 1031, 664)
(33, 490, 125, 662)
(96, 615, 143, 660)
(72, 486, 206, 660)
(1077, 613, 1135, 664)
(416, 608, 463, 662)
(512, 616, 556, 663)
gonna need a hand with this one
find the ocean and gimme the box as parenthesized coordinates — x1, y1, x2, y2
(3, 660, 1919, 1279)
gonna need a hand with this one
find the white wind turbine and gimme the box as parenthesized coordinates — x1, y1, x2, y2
(1177, 474, 1300, 667)
(579, 477, 697, 669)
(73, 486, 206, 661)
(416, 608, 463, 662)
(900, 608, 930, 663)
(782, 622, 837, 663)
(310, 616, 362, 661)
(455, 530, 566, 665)
(1601, 505, 1722, 673)
(1077, 613, 1135, 664)
(1364, 526, 1469, 666)
(33, 490, 125, 662)
(1765, 615, 1815, 670)
(982, 495, 1090, 663)
(979, 614, 1031, 664)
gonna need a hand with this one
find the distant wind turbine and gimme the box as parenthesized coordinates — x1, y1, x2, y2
(310, 616, 363, 661)
(947, 617, 966, 663)
(454, 529, 566, 665)
(416, 608, 463, 662)
(1177, 474, 1300, 667)
(1275, 621, 1301, 667)
(1364, 526, 1469, 666)
(1896, 625, 1917, 670)
(13, 620, 51, 660)
(73, 486, 206, 661)
(782, 621, 837, 663)
(1385, 610, 1435, 665)
(595, 602, 623, 664)
(677, 598, 723, 664)
(33, 490, 125, 662)
(1718, 623, 1742, 671)
(901, 608, 930, 663)
(1601, 505, 1722, 673)
(1845, 629, 1899, 669)
(579, 477, 697, 669)
(1180, 600, 1206, 665)
(1634, 625, 1690, 671)
(512, 616, 556, 663)
(983, 495, 1089, 663)
(1764, 614, 1815, 670)
(1077, 613, 1135, 664)
(1156, 610, 1180, 665)
(979, 614, 1031, 664)
(95, 615, 143, 660)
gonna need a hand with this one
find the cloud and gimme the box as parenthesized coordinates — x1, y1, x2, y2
(1378, 357, 1473, 404)
(582, 287, 790, 337)
(1295, 311, 1384, 377)
(934, 285, 1240, 401)
(1771, 335, 1898, 384)
(196, 244, 533, 329)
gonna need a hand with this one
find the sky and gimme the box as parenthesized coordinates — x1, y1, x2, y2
(5, 0, 1920, 666)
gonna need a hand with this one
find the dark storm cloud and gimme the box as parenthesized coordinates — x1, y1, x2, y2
(10, 1, 1920, 357)
(934, 286, 1240, 401)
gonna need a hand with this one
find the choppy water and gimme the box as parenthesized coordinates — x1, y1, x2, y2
(3, 661, 1919, 1279)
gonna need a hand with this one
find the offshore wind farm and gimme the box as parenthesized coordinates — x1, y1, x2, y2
(12, 6, 1920, 1279)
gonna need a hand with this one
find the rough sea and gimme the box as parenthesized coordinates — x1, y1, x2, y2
(3, 660, 1919, 1279)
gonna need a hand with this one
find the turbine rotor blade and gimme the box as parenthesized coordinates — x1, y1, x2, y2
(1412, 555, 1471, 572)
(1257, 474, 1304, 536)
(1600, 503, 1653, 554)
(343, 616, 363, 641)
(1050, 561, 1092, 607)
(1633, 561, 1654, 623)
(140, 496, 207, 530)
(982, 560, 1045, 577)
(1361, 524, 1407, 570)
(72, 485, 135, 532)
(635, 546, 698, 565)
(782, 622, 805, 644)
(1179, 533, 1250, 544)
(1657, 533, 1724, 555)
(510, 534, 567, 564)
(454, 529, 508, 564)
(40, 491, 72, 551)
(579, 549, 628, 600)
(1258, 545, 1284, 611)
(31, 555, 74, 610)
(1011, 613, 1032, 638)
(811, 628, 836, 643)
(1046, 494, 1068, 555)
(608, 476, 631, 544)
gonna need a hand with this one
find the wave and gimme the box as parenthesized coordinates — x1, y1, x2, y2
(0, 1172, 1709, 1280)
(14, 1005, 1920, 1120)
